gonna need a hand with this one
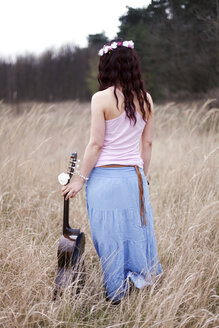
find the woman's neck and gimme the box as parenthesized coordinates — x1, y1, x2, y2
(109, 85, 123, 92)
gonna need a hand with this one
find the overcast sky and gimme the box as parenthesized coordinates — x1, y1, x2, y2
(0, 0, 151, 59)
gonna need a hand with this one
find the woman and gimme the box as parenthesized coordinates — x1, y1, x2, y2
(62, 38, 163, 303)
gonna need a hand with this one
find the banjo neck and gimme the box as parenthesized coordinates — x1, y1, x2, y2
(63, 152, 80, 238)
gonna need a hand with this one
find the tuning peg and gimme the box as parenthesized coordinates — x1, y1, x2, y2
(77, 159, 80, 163)
(67, 169, 75, 173)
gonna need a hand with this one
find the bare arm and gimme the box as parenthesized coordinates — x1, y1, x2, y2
(77, 93, 105, 178)
(141, 93, 154, 177)
(62, 92, 105, 200)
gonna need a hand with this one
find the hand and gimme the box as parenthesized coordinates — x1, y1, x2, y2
(61, 178, 84, 200)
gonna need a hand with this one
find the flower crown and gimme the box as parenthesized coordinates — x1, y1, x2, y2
(98, 40, 134, 56)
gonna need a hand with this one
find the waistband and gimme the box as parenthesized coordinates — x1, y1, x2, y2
(98, 164, 147, 226)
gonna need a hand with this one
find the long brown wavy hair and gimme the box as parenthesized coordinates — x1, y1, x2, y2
(97, 38, 152, 124)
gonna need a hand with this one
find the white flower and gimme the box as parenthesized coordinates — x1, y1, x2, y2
(58, 172, 70, 185)
(122, 41, 129, 47)
(111, 42, 117, 49)
(129, 40, 134, 48)
(104, 45, 110, 54)
(98, 48, 104, 56)
(122, 40, 134, 48)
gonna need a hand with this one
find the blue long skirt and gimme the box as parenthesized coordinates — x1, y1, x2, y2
(85, 166, 163, 301)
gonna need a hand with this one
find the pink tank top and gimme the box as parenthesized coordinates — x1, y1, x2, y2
(95, 89, 146, 168)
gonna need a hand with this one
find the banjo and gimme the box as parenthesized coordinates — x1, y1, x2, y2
(53, 152, 86, 300)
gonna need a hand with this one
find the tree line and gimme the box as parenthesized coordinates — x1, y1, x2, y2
(0, 0, 218, 102)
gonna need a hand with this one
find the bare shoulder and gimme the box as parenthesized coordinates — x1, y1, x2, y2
(91, 90, 103, 101)
(91, 90, 108, 113)
(91, 89, 112, 112)
(145, 92, 154, 112)
(91, 88, 110, 100)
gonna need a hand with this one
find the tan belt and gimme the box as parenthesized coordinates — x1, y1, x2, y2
(98, 164, 147, 226)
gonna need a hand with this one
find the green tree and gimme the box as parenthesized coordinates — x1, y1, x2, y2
(117, 0, 219, 100)
(85, 32, 109, 96)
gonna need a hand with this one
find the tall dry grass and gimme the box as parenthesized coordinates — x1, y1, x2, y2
(0, 98, 218, 328)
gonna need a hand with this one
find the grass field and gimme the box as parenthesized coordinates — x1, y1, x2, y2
(0, 98, 218, 328)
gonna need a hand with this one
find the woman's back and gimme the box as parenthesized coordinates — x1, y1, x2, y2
(95, 87, 147, 168)
(102, 86, 149, 121)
